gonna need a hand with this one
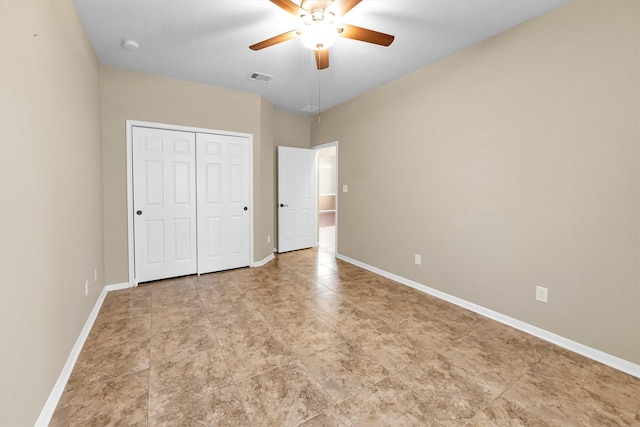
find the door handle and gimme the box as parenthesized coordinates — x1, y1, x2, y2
(280, 203, 288, 208)
(136, 210, 142, 216)
(244, 207, 248, 211)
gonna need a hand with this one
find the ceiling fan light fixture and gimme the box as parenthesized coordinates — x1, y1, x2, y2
(301, 21, 337, 50)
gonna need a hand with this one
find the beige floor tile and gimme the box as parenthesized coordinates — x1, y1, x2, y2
(151, 288, 203, 314)
(95, 287, 151, 324)
(206, 296, 260, 322)
(321, 304, 396, 344)
(472, 396, 561, 427)
(300, 405, 354, 427)
(395, 351, 504, 422)
(143, 275, 195, 293)
(258, 298, 322, 324)
(302, 340, 391, 403)
(236, 361, 332, 426)
(211, 310, 275, 348)
(392, 315, 470, 352)
(272, 315, 346, 357)
(150, 308, 210, 334)
(219, 329, 295, 381)
(65, 337, 149, 391)
(150, 323, 219, 364)
(338, 375, 431, 426)
(439, 324, 548, 390)
(83, 315, 150, 350)
(148, 384, 250, 426)
(149, 349, 233, 408)
(50, 369, 148, 427)
(197, 283, 246, 310)
(580, 359, 640, 415)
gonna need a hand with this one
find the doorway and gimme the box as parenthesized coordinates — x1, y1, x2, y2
(315, 142, 337, 254)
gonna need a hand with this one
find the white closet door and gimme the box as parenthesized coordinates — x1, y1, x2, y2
(197, 133, 251, 273)
(133, 127, 197, 283)
(278, 146, 317, 253)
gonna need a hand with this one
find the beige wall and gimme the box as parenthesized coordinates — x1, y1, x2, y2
(273, 111, 311, 249)
(258, 98, 275, 259)
(312, 0, 640, 364)
(100, 66, 274, 284)
(0, 0, 104, 424)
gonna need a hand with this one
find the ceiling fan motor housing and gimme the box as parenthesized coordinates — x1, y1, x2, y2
(300, 0, 334, 13)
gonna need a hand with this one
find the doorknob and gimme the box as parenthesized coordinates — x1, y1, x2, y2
(136, 210, 142, 216)
(280, 203, 288, 208)
(244, 207, 248, 211)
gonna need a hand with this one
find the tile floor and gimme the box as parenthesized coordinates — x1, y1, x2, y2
(51, 232, 640, 426)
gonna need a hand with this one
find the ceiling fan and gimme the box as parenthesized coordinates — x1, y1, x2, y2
(250, 0, 395, 70)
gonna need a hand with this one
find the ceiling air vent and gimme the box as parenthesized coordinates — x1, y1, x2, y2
(248, 72, 273, 83)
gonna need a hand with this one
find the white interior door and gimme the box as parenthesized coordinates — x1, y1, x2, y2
(197, 133, 251, 273)
(133, 127, 197, 283)
(278, 146, 317, 253)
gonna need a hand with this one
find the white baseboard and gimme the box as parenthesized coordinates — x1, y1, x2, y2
(335, 253, 640, 379)
(35, 286, 108, 426)
(35, 282, 130, 426)
(105, 282, 133, 292)
(252, 253, 275, 267)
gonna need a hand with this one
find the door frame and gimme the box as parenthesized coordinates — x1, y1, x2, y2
(126, 120, 254, 287)
(313, 140, 338, 250)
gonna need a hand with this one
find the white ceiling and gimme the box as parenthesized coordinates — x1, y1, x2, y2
(73, 0, 569, 115)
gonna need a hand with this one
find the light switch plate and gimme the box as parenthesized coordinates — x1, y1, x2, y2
(342, 185, 348, 193)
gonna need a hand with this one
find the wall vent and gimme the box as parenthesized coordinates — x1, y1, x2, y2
(248, 72, 273, 83)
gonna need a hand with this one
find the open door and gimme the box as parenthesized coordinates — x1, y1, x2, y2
(278, 146, 317, 253)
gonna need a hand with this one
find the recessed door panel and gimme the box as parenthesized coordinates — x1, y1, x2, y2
(174, 218, 192, 261)
(229, 164, 242, 203)
(207, 217, 222, 257)
(174, 162, 190, 204)
(281, 209, 295, 242)
(173, 139, 190, 154)
(298, 209, 310, 239)
(298, 171, 310, 200)
(145, 162, 164, 205)
(229, 215, 242, 254)
(229, 143, 242, 157)
(145, 220, 164, 264)
(207, 141, 221, 156)
(144, 137, 162, 153)
(206, 164, 221, 204)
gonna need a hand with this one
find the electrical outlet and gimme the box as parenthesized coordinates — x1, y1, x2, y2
(84, 280, 89, 297)
(536, 286, 548, 303)
(414, 254, 422, 265)
(267, 235, 271, 243)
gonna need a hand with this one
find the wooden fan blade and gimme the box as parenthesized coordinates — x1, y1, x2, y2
(315, 49, 329, 70)
(270, 0, 305, 17)
(334, 0, 362, 17)
(338, 24, 394, 46)
(250, 29, 300, 50)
